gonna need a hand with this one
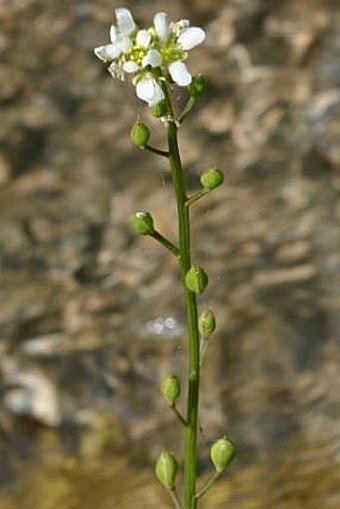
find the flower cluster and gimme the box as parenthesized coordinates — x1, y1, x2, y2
(94, 8, 205, 106)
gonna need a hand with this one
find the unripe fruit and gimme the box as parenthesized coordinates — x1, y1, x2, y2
(200, 168, 224, 190)
(130, 122, 150, 148)
(198, 309, 216, 339)
(130, 211, 154, 235)
(161, 375, 181, 406)
(155, 450, 178, 490)
(185, 266, 209, 294)
(188, 75, 206, 99)
(151, 100, 168, 118)
(210, 437, 236, 473)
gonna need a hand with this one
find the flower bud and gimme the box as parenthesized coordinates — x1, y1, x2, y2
(188, 75, 206, 99)
(210, 437, 236, 473)
(198, 309, 216, 339)
(130, 122, 150, 148)
(155, 450, 178, 490)
(130, 211, 154, 235)
(151, 100, 168, 118)
(161, 375, 181, 406)
(185, 266, 209, 294)
(200, 168, 224, 190)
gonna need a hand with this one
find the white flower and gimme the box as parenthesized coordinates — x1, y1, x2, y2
(94, 9, 206, 106)
(136, 77, 165, 106)
(94, 9, 134, 66)
(152, 12, 206, 87)
(169, 61, 192, 86)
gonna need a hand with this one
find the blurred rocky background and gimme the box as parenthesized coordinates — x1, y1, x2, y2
(0, 0, 339, 508)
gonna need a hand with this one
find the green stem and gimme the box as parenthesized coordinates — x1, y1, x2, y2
(195, 471, 220, 500)
(166, 115, 200, 509)
(145, 144, 170, 157)
(171, 404, 188, 427)
(199, 338, 209, 368)
(178, 97, 197, 124)
(151, 230, 180, 257)
(185, 189, 210, 208)
(169, 488, 184, 509)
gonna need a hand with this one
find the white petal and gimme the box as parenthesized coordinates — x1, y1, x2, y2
(178, 27, 205, 50)
(136, 79, 154, 102)
(110, 25, 117, 43)
(123, 61, 140, 73)
(168, 61, 192, 86)
(154, 12, 170, 40)
(94, 44, 122, 62)
(115, 8, 136, 35)
(142, 49, 162, 68)
(136, 29, 151, 48)
(108, 62, 124, 81)
(136, 78, 165, 106)
(118, 34, 132, 53)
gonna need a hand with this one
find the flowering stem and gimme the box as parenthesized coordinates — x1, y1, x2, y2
(94, 9, 226, 509)
(166, 109, 200, 509)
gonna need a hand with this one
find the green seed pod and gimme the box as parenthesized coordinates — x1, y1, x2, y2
(130, 122, 150, 148)
(188, 75, 207, 99)
(198, 309, 216, 339)
(155, 450, 178, 490)
(130, 211, 154, 235)
(200, 168, 224, 190)
(151, 100, 168, 118)
(161, 375, 181, 406)
(185, 266, 209, 294)
(210, 437, 236, 473)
